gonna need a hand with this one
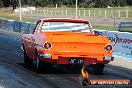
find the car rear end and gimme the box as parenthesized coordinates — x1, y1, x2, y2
(38, 32, 114, 65)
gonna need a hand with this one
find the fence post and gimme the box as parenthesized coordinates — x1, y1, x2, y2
(51, 10, 53, 15)
(89, 10, 90, 17)
(65, 10, 68, 15)
(79, 10, 81, 16)
(105, 10, 107, 19)
(83, 10, 85, 16)
(118, 10, 120, 18)
(43, 10, 45, 14)
(31, 10, 32, 14)
(126, 10, 128, 18)
(47, 9, 48, 14)
(62, 10, 63, 15)
(99, 10, 101, 16)
(55, 11, 56, 15)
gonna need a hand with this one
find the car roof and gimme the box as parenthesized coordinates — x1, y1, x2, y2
(40, 18, 90, 24)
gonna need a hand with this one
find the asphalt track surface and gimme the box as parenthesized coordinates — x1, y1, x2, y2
(0, 30, 132, 88)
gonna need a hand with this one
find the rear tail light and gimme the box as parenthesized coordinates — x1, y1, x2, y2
(44, 42, 52, 50)
(104, 44, 113, 52)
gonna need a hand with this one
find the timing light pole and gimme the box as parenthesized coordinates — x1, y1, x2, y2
(76, 0, 78, 19)
(18, 0, 22, 21)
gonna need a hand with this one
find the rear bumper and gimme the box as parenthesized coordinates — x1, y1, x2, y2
(39, 53, 113, 65)
(104, 56, 114, 61)
(39, 54, 52, 59)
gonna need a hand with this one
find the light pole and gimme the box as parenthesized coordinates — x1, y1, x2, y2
(114, 8, 115, 27)
(76, 0, 78, 19)
(18, 0, 22, 21)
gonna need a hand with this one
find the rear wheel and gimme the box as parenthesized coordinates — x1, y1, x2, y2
(34, 53, 43, 73)
(23, 46, 33, 67)
(90, 64, 105, 74)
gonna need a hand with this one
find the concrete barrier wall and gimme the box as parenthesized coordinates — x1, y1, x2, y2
(0, 18, 132, 56)
(0, 18, 35, 34)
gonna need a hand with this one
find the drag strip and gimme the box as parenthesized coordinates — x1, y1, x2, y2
(0, 30, 132, 88)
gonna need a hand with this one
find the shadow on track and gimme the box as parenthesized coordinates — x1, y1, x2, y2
(17, 63, 109, 76)
(17, 63, 84, 74)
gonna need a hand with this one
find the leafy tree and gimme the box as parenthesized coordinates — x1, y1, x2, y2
(0, 0, 131, 8)
(126, 0, 132, 5)
(2, 0, 11, 7)
(10, 0, 17, 10)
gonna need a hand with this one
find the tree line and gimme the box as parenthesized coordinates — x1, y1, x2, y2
(0, 0, 132, 10)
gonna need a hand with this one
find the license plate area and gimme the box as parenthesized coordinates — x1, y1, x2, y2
(69, 58, 84, 64)
(104, 56, 114, 61)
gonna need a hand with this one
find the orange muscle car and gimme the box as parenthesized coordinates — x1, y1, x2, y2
(22, 18, 114, 73)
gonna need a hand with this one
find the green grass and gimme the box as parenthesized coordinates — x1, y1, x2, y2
(0, 15, 36, 22)
(119, 28, 132, 32)
(0, 15, 19, 20)
(93, 25, 118, 31)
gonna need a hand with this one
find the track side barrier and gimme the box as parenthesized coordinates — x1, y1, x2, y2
(94, 29, 132, 56)
(118, 22, 132, 33)
(0, 18, 35, 34)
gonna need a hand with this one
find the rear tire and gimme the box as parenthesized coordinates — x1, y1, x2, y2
(34, 53, 43, 73)
(90, 64, 105, 74)
(23, 46, 33, 68)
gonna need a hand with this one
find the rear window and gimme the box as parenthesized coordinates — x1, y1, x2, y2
(41, 22, 90, 32)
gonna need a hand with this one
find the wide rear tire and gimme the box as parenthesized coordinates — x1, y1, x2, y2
(34, 53, 43, 73)
(23, 46, 33, 68)
(90, 64, 105, 74)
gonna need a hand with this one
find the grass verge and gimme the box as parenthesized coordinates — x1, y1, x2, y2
(93, 25, 118, 31)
